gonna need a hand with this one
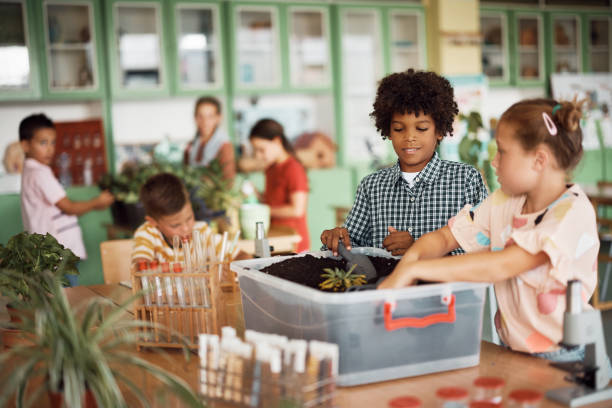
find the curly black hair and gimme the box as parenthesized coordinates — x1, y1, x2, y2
(370, 69, 458, 140)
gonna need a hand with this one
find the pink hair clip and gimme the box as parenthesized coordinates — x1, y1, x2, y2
(542, 112, 557, 136)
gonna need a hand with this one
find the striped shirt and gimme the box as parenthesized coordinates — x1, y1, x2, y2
(131, 221, 213, 264)
(344, 153, 488, 255)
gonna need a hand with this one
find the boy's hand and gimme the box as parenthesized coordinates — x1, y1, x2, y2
(382, 226, 414, 256)
(320, 227, 351, 256)
(96, 190, 115, 209)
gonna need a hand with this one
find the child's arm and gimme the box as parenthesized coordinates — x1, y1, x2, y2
(56, 190, 114, 216)
(269, 191, 307, 218)
(379, 241, 549, 289)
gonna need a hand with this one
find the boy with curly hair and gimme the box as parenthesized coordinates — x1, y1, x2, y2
(321, 69, 488, 256)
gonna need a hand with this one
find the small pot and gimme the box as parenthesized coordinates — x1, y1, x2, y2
(48, 388, 98, 408)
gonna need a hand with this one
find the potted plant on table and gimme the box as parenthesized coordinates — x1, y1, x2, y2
(0, 271, 205, 408)
(0, 231, 79, 324)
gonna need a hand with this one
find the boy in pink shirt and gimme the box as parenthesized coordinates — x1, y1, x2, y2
(19, 114, 114, 286)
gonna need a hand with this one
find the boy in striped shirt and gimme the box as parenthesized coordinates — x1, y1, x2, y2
(131, 173, 210, 264)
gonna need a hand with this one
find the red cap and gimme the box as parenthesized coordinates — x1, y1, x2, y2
(161, 262, 170, 273)
(473, 376, 506, 389)
(469, 402, 500, 408)
(137, 260, 148, 271)
(435, 387, 468, 401)
(173, 262, 183, 273)
(388, 396, 422, 408)
(509, 389, 543, 403)
(150, 260, 159, 269)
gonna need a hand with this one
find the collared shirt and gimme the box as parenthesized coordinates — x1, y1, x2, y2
(343, 153, 488, 254)
(21, 158, 87, 259)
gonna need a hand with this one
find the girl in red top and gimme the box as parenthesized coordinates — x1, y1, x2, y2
(249, 119, 310, 252)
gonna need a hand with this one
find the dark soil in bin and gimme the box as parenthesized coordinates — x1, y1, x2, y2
(259, 254, 400, 292)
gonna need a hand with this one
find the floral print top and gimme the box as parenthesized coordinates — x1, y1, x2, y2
(448, 184, 599, 353)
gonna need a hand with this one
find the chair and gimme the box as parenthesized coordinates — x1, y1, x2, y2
(99, 239, 133, 284)
(590, 181, 612, 310)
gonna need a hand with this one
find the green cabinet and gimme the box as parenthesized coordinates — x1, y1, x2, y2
(168, 0, 226, 96)
(585, 15, 611, 72)
(105, 0, 170, 98)
(333, 3, 426, 166)
(0, 0, 41, 100)
(481, 6, 612, 87)
(229, 1, 333, 94)
(39, 0, 106, 99)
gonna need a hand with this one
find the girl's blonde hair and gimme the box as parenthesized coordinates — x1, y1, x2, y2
(499, 98, 584, 171)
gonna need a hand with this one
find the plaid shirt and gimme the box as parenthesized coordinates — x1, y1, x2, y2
(344, 153, 488, 255)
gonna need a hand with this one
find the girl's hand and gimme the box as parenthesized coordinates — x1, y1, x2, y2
(382, 226, 415, 255)
(377, 265, 418, 289)
(320, 227, 351, 256)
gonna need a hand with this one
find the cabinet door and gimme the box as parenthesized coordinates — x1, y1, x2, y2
(0, 0, 40, 99)
(551, 14, 581, 73)
(338, 7, 384, 165)
(480, 11, 509, 85)
(388, 9, 426, 73)
(108, 1, 168, 97)
(514, 13, 544, 85)
(588, 16, 611, 72)
(287, 6, 331, 89)
(233, 5, 281, 90)
(42, 0, 102, 98)
(172, 1, 224, 93)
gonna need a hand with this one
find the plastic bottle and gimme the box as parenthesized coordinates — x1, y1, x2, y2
(507, 389, 543, 408)
(435, 386, 469, 408)
(472, 376, 505, 405)
(83, 157, 93, 186)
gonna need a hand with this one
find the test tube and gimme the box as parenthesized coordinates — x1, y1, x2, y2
(161, 262, 173, 307)
(149, 260, 163, 306)
(193, 230, 211, 307)
(173, 262, 186, 307)
(136, 260, 152, 306)
(183, 237, 197, 306)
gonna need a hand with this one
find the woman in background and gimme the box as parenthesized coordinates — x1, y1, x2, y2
(184, 96, 235, 182)
(249, 119, 310, 252)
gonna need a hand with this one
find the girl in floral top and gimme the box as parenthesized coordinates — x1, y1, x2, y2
(379, 98, 599, 361)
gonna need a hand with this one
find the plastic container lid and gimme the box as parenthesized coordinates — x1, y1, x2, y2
(508, 389, 543, 402)
(474, 376, 506, 389)
(470, 402, 501, 408)
(172, 263, 183, 273)
(388, 396, 422, 408)
(436, 386, 469, 400)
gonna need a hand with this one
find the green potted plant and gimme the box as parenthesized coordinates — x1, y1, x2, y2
(0, 232, 79, 322)
(0, 271, 205, 408)
(458, 111, 498, 191)
(319, 265, 366, 292)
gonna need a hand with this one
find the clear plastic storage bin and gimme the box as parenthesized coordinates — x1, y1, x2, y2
(231, 248, 488, 386)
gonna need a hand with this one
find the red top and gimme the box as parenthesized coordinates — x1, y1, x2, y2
(473, 376, 506, 389)
(509, 389, 543, 403)
(264, 156, 310, 252)
(388, 396, 422, 408)
(435, 387, 468, 401)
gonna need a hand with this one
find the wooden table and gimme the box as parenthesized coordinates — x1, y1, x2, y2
(3, 285, 612, 407)
(582, 183, 612, 310)
(234, 224, 301, 255)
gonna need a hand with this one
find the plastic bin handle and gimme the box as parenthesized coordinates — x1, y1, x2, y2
(384, 295, 456, 330)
